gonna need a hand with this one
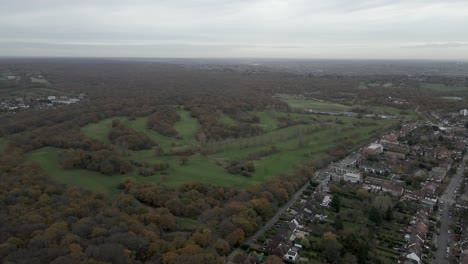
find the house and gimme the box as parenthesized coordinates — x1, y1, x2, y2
(381, 183, 404, 196)
(460, 109, 468, 116)
(404, 190, 426, 201)
(432, 146, 451, 160)
(385, 151, 406, 160)
(382, 133, 398, 143)
(362, 143, 383, 157)
(405, 252, 420, 264)
(344, 172, 362, 183)
(329, 155, 360, 175)
(321, 195, 332, 207)
(283, 249, 299, 262)
(429, 167, 447, 182)
(363, 182, 381, 192)
(270, 242, 290, 258)
(47, 96, 56, 101)
(360, 164, 387, 175)
(288, 219, 300, 233)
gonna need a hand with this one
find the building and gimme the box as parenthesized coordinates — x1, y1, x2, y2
(330, 155, 360, 175)
(429, 167, 447, 182)
(381, 183, 404, 196)
(460, 109, 468, 116)
(283, 249, 299, 262)
(344, 172, 362, 183)
(321, 195, 332, 207)
(362, 143, 383, 157)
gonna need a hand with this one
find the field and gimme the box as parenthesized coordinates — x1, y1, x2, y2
(277, 94, 351, 112)
(0, 137, 7, 153)
(420, 83, 468, 91)
(30, 107, 398, 195)
(441, 96, 463, 100)
(82, 109, 199, 149)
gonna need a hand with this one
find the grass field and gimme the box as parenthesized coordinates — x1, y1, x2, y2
(0, 138, 7, 153)
(81, 109, 199, 149)
(30, 110, 396, 195)
(277, 94, 351, 112)
(220, 114, 238, 125)
(441, 96, 463, 100)
(420, 83, 468, 91)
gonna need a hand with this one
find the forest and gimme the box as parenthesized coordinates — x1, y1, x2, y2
(0, 59, 466, 263)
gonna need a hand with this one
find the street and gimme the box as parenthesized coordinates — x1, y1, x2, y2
(433, 155, 466, 264)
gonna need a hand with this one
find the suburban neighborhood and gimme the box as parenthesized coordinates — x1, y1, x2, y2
(230, 114, 468, 264)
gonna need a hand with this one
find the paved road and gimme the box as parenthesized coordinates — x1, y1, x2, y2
(433, 155, 466, 264)
(245, 175, 316, 245)
(226, 175, 317, 263)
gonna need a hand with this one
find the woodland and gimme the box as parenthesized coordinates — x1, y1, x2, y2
(0, 59, 467, 263)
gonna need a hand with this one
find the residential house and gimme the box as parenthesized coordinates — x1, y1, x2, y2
(381, 183, 404, 196)
(362, 143, 383, 157)
(283, 249, 299, 262)
(321, 195, 332, 207)
(429, 167, 447, 182)
(385, 151, 406, 160)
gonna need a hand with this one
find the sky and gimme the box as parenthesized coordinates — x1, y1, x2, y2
(1, 0, 468, 60)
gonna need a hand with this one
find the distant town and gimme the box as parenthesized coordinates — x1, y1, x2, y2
(0, 72, 87, 112)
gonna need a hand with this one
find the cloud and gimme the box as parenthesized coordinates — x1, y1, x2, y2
(0, 0, 468, 59)
(404, 42, 468, 49)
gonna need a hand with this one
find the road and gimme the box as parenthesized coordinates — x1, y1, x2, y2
(433, 155, 466, 264)
(226, 176, 315, 263)
(245, 175, 315, 245)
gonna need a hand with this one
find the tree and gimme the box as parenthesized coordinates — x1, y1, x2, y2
(384, 206, 393, 221)
(264, 255, 283, 264)
(341, 253, 358, 264)
(330, 195, 341, 213)
(300, 237, 310, 248)
(373, 194, 392, 212)
(340, 233, 369, 264)
(368, 206, 382, 226)
(179, 156, 189, 165)
(321, 234, 342, 263)
(333, 216, 344, 230)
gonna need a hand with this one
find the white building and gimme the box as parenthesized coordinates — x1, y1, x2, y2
(344, 172, 362, 183)
(321, 195, 332, 207)
(47, 96, 56, 101)
(460, 109, 468, 116)
(283, 249, 299, 262)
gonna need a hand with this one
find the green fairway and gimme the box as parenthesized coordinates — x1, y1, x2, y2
(368, 106, 419, 120)
(220, 114, 238, 125)
(81, 109, 200, 149)
(420, 83, 468, 91)
(441, 96, 463, 100)
(33, 111, 396, 195)
(256, 111, 280, 131)
(277, 94, 351, 111)
(0, 137, 8, 152)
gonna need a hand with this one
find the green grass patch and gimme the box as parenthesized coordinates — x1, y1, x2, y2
(441, 96, 463, 100)
(420, 83, 468, 91)
(81, 109, 200, 149)
(0, 137, 8, 152)
(256, 111, 280, 131)
(176, 217, 200, 229)
(220, 114, 238, 125)
(277, 94, 351, 112)
(35, 113, 396, 194)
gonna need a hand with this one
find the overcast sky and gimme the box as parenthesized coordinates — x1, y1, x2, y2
(1, 0, 468, 59)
